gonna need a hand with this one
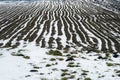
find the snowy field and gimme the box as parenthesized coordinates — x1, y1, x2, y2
(0, 0, 120, 80)
(0, 42, 120, 80)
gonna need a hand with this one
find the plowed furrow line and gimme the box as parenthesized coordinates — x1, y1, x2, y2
(0, 1, 120, 52)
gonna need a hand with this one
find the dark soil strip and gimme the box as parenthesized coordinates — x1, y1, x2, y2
(56, 37, 63, 50)
(41, 38, 46, 48)
(57, 19, 63, 35)
(48, 37, 54, 48)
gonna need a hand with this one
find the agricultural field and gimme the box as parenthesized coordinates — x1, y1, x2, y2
(0, 0, 120, 80)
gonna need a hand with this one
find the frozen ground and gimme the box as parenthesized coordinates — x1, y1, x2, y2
(0, 42, 120, 80)
(0, 0, 120, 80)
